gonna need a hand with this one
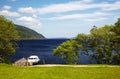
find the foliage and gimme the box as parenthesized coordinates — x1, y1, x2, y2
(15, 24, 45, 40)
(53, 40, 79, 64)
(74, 19, 120, 64)
(75, 34, 93, 63)
(75, 33, 90, 54)
(53, 18, 120, 65)
(111, 18, 120, 64)
(0, 16, 19, 63)
(89, 25, 113, 64)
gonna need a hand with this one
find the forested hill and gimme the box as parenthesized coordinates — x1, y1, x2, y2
(15, 24, 45, 40)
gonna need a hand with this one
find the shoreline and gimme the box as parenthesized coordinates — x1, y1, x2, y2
(32, 64, 120, 67)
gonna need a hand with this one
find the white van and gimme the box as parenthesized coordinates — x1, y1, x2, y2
(27, 55, 40, 64)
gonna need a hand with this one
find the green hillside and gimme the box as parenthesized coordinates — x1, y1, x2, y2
(15, 24, 45, 40)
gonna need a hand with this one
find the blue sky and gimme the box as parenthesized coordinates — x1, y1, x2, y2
(0, 0, 120, 38)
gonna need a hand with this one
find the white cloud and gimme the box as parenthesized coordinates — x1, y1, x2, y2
(17, 0, 92, 14)
(44, 12, 110, 20)
(3, 5, 11, 10)
(17, 1, 120, 15)
(9, 0, 16, 2)
(101, 1, 120, 11)
(18, 1, 93, 14)
(37, 1, 94, 14)
(17, 16, 42, 31)
(32, 14, 37, 18)
(18, 7, 36, 13)
(0, 5, 20, 17)
(0, 10, 20, 17)
(17, 16, 36, 22)
(85, 17, 108, 22)
(81, 0, 92, 3)
(17, 0, 93, 14)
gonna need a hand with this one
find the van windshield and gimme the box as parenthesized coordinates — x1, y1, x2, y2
(29, 58, 36, 59)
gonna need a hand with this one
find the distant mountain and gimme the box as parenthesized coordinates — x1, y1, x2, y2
(15, 24, 45, 40)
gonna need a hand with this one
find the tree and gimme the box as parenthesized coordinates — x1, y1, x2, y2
(89, 25, 113, 64)
(75, 34, 92, 63)
(53, 40, 79, 64)
(111, 18, 120, 64)
(0, 16, 19, 63)
(53, 18, 120, 65)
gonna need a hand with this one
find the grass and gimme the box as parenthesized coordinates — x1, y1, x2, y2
(0, 64, 120, 79)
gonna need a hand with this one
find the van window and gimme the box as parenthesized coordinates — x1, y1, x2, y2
(29, 58, 33, 59)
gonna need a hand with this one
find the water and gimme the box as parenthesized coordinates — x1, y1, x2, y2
(10, 39, 94, 64)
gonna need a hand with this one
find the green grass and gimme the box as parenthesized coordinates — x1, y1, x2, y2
(0, 64, 120, 79)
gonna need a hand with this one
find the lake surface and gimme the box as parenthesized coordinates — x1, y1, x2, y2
(10, 39, 95, 64)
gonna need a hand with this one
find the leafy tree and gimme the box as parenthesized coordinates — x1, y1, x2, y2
(53, 18, 120, 65)
(53, 40, 79, 64)
(89, 25, 113, 64)
(0, 16, 19, 63)
(75, 34, 92, 63)
(75, 34, 90, 53)
(111, 18, 120, 64)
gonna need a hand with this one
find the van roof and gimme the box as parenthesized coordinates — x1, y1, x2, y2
(29, 55, 39, 58)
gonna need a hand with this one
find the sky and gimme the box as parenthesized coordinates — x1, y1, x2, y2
(0, 0, 120, 38)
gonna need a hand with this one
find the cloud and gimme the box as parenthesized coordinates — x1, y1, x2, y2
(85, 17, 108, 22)
(36, 1, 94, 14)
(17, 16, 36, 22)
(101, 1, 120, 11)
(0, 10, 20, 17)
(9, 0, 16, 2)
(17, 0, 94, 14)
(18, 7, 36, 13)
(77, 0, 93, 3)
(3, 5, 11, 10)
(0, 5, 20, 17)
(18, 1, 120, 15)
(17, 16, 42, 31)
(44, 12, 110, 20)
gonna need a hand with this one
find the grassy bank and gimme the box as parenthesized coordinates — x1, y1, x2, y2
(0, 64, 120, 79)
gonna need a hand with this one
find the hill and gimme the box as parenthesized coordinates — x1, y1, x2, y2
(15, 24, 45, 40)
